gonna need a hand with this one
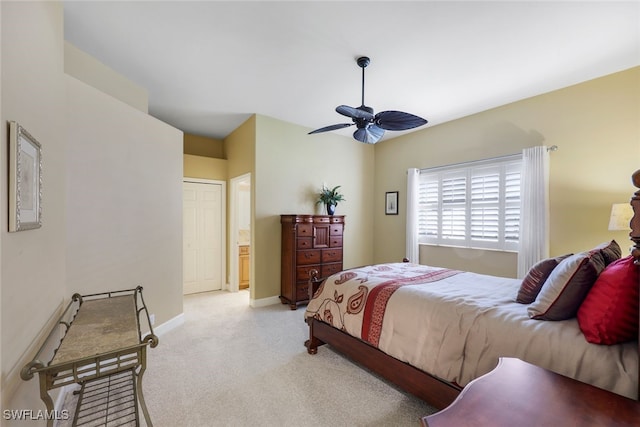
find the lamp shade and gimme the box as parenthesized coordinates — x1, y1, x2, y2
(608, 203, 633, 231)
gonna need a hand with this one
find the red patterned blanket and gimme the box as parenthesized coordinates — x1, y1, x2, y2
(306, 263, 460, 349)
(361, 268, 460, 346)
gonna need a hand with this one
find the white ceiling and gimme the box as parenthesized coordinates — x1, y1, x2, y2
(63, 1, 640, 142)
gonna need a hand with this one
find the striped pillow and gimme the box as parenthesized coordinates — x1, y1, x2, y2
(591, 240, 622, 266)
(528, 251, 605, 320)
(516, 254, 572, 304)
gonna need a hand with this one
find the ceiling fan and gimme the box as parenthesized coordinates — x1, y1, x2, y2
(308, 56, 428, 144)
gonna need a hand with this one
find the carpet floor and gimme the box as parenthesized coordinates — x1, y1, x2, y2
(61, 290, 437, 426)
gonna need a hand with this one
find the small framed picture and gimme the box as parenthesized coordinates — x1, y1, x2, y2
(9, 121, 42, 232)
(385, 191, 398, 215)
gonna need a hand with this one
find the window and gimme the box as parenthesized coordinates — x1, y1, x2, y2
(418, 157, 522, 251)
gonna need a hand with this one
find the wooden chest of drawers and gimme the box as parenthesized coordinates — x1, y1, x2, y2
(280, 214, 345, 309)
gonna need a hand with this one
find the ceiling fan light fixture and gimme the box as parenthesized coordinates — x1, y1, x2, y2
(309, 56, 428, 144)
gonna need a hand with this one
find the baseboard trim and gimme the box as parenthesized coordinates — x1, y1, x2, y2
(250, 295, 281, 308)
(149, 312, 185, 337)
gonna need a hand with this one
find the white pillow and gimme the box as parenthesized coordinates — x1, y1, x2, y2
(528, 251, 605, 321)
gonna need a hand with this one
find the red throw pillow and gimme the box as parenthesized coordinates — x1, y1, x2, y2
(577, 256, 639, 345)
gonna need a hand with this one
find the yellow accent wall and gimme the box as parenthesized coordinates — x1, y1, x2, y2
(223, 116, 256, 297)
(374, 67, 640, 277)
(225, 115, 256, 180)
(184, 154, 228, 181)
(253, 115, 375, 301)
(184, 133, 225, 159)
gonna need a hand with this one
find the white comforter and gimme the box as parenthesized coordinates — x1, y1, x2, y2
(305, 263, 638, 399)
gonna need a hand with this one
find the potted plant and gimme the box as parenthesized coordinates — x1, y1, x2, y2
(316, 185, 345, 215)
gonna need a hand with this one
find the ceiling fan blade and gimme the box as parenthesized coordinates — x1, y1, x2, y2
(353, 125, 385, 144)
(336, 105, 374, 121)
(308, 123, 353, 134)
(375, 110, 428, 131)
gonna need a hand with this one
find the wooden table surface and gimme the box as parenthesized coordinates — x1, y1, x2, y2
(52, 295, 139, 364)
(422, 357, 640, 427)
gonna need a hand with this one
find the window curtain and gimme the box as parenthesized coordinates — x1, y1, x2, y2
(406, 168, 420, 263)
(517, 146, 550, 278)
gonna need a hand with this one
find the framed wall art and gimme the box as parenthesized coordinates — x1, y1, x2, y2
(9, 121, 42, 232)
(385, 191, 398, 215)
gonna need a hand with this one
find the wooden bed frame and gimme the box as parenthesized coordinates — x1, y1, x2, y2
(305, 168, 640, 409)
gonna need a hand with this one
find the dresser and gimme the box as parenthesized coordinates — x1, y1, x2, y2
(280, 214, 345, 309)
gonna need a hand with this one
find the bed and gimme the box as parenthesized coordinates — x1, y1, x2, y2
(304, 169, 640, 410)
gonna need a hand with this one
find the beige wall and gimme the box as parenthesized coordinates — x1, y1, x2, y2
(2, 2, 184, 417)
(374, 67, 640, 277)
(184, 154, 228, 181)
(65, 41, 148, 113)
(1, 1, 68, 413)
(253, 115, 375, 301)
(184, 133, 225, 159)
(65, 75, 183, 330)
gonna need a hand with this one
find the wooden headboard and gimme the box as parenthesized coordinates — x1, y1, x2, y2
(631, 169, 640, 264)
(630, 169, 640, 399)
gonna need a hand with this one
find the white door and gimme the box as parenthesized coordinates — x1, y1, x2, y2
(183, 181, 224, 295)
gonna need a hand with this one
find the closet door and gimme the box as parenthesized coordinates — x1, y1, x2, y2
(183, 181, 223, 294)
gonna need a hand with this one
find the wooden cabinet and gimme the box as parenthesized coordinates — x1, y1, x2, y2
(280, 215, 345, 309)
(239, 245, 250, 289)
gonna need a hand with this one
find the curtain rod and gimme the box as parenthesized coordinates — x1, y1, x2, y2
(414, 145, 558, 173)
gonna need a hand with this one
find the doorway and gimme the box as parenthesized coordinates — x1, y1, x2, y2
(183, 179, 226, 295)
(229, 173, 251, 293)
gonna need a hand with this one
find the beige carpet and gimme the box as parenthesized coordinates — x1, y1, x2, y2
(62, 290, 437, 426)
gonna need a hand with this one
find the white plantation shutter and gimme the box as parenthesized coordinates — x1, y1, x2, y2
(470, 167, 499, 243)
(418, 177, 438, 239)
(441, 172, 466, 241)
(418, 156, 521, 251)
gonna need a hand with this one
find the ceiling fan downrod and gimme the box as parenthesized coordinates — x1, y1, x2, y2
(357, 56, 372, 113)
